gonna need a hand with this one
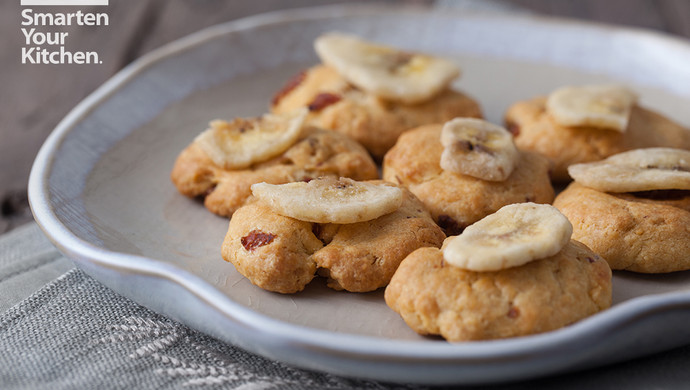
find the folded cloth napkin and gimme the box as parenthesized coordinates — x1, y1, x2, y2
(1, 267, 417, 389)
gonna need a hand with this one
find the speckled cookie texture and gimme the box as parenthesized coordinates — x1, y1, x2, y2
(222, 183, 446, 293)
(171, 126, 378, 217)
(271, 65, 483, 159)
(382, 124, 554, 235)
(504, 97, 690, 182)
(554, 182, 690, 273)
(384, 241, 612, 341)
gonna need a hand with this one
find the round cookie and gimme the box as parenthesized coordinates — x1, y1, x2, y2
(504, 97, 690, 182)
(222, 183, 445, 293)
(554, 182, 690, 273)
(382, 124, 554, 235)
(171, 126, 378, 217)
(384, 241, 612, 341)
(271, 65, 482, 159)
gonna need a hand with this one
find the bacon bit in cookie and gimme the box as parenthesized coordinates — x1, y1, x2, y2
(507, 307, 520, 318)
(506, 122, 520, 137)
(307, 93, 342, 111)
(586, 256, 596, 263)
(437, 214, 465, 236)
(271, 70, 306, 106)
(241, 230, 276, 251)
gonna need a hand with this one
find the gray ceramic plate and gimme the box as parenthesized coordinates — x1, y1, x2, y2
(28, 4, 690, 385)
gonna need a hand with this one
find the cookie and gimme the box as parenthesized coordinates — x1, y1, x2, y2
(554, 182, 690, 273)
(382, 123, 554, 235)
(384, 241, 612, 341)
(271, 64, 482, 159)
(222, 182, 445, 293)
(504, 96, 690, 182)
(171, 125, 378, 217)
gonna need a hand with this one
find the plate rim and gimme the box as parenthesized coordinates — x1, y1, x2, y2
(27, 3, 690, 384)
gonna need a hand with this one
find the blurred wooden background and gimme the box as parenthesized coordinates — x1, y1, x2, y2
(2, 0, 689, 233)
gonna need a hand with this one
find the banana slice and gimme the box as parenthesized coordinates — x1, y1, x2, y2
(314, 32, 460, 104)
(442, 203, 573, 272)
(251, 177, 403, 224)
(440, 118, 519, 181)
(194, 108, 307, 169)
(568, 147, 690, 192)
(546, 84, 637, 132)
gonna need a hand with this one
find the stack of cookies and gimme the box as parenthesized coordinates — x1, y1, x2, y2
(171, 32, 690, 342)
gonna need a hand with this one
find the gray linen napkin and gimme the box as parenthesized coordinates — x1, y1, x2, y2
(0, 224, 419, 389)
(3, 225, 690, 389)
(0, 268, 418, 390)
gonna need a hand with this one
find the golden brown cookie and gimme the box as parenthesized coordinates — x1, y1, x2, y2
(222, 183, 445, 293)
(504, 97, 690, 182)
(271, 65, 482, 159)
(382, 124, 554, 235)
(384, 241, 612, 341)
(554, 182, 690, 273)
(171, 126, 378, 217)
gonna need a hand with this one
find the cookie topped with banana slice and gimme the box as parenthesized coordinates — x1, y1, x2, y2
(271, 32, 482, 158)
(567, 147, 690, 193)
(546, 85, 637, 132)
(504, 84, 690, 181)
(441, 203, 573, 272)
(554, 148, 690, 273)
(440, 118, 520, 182)
(383, 118, 554, 236)
(314, 32, 460, 104)
(222, 178, 445, 293)
(385, 203, 612, 342)
(171, 110, 378, 217)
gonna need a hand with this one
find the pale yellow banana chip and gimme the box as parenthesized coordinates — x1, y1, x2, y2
(546, 84, 637, 132)
(440, 118, 519, 181)
(251, 177, 403, 224)
(568, 147, 690, 192)
(314, 32, 460, 104)
(442, 203, 573, 272)
(195, 108, 307, 169)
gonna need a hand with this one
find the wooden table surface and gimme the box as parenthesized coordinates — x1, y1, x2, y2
(2, 0, 689, 233)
